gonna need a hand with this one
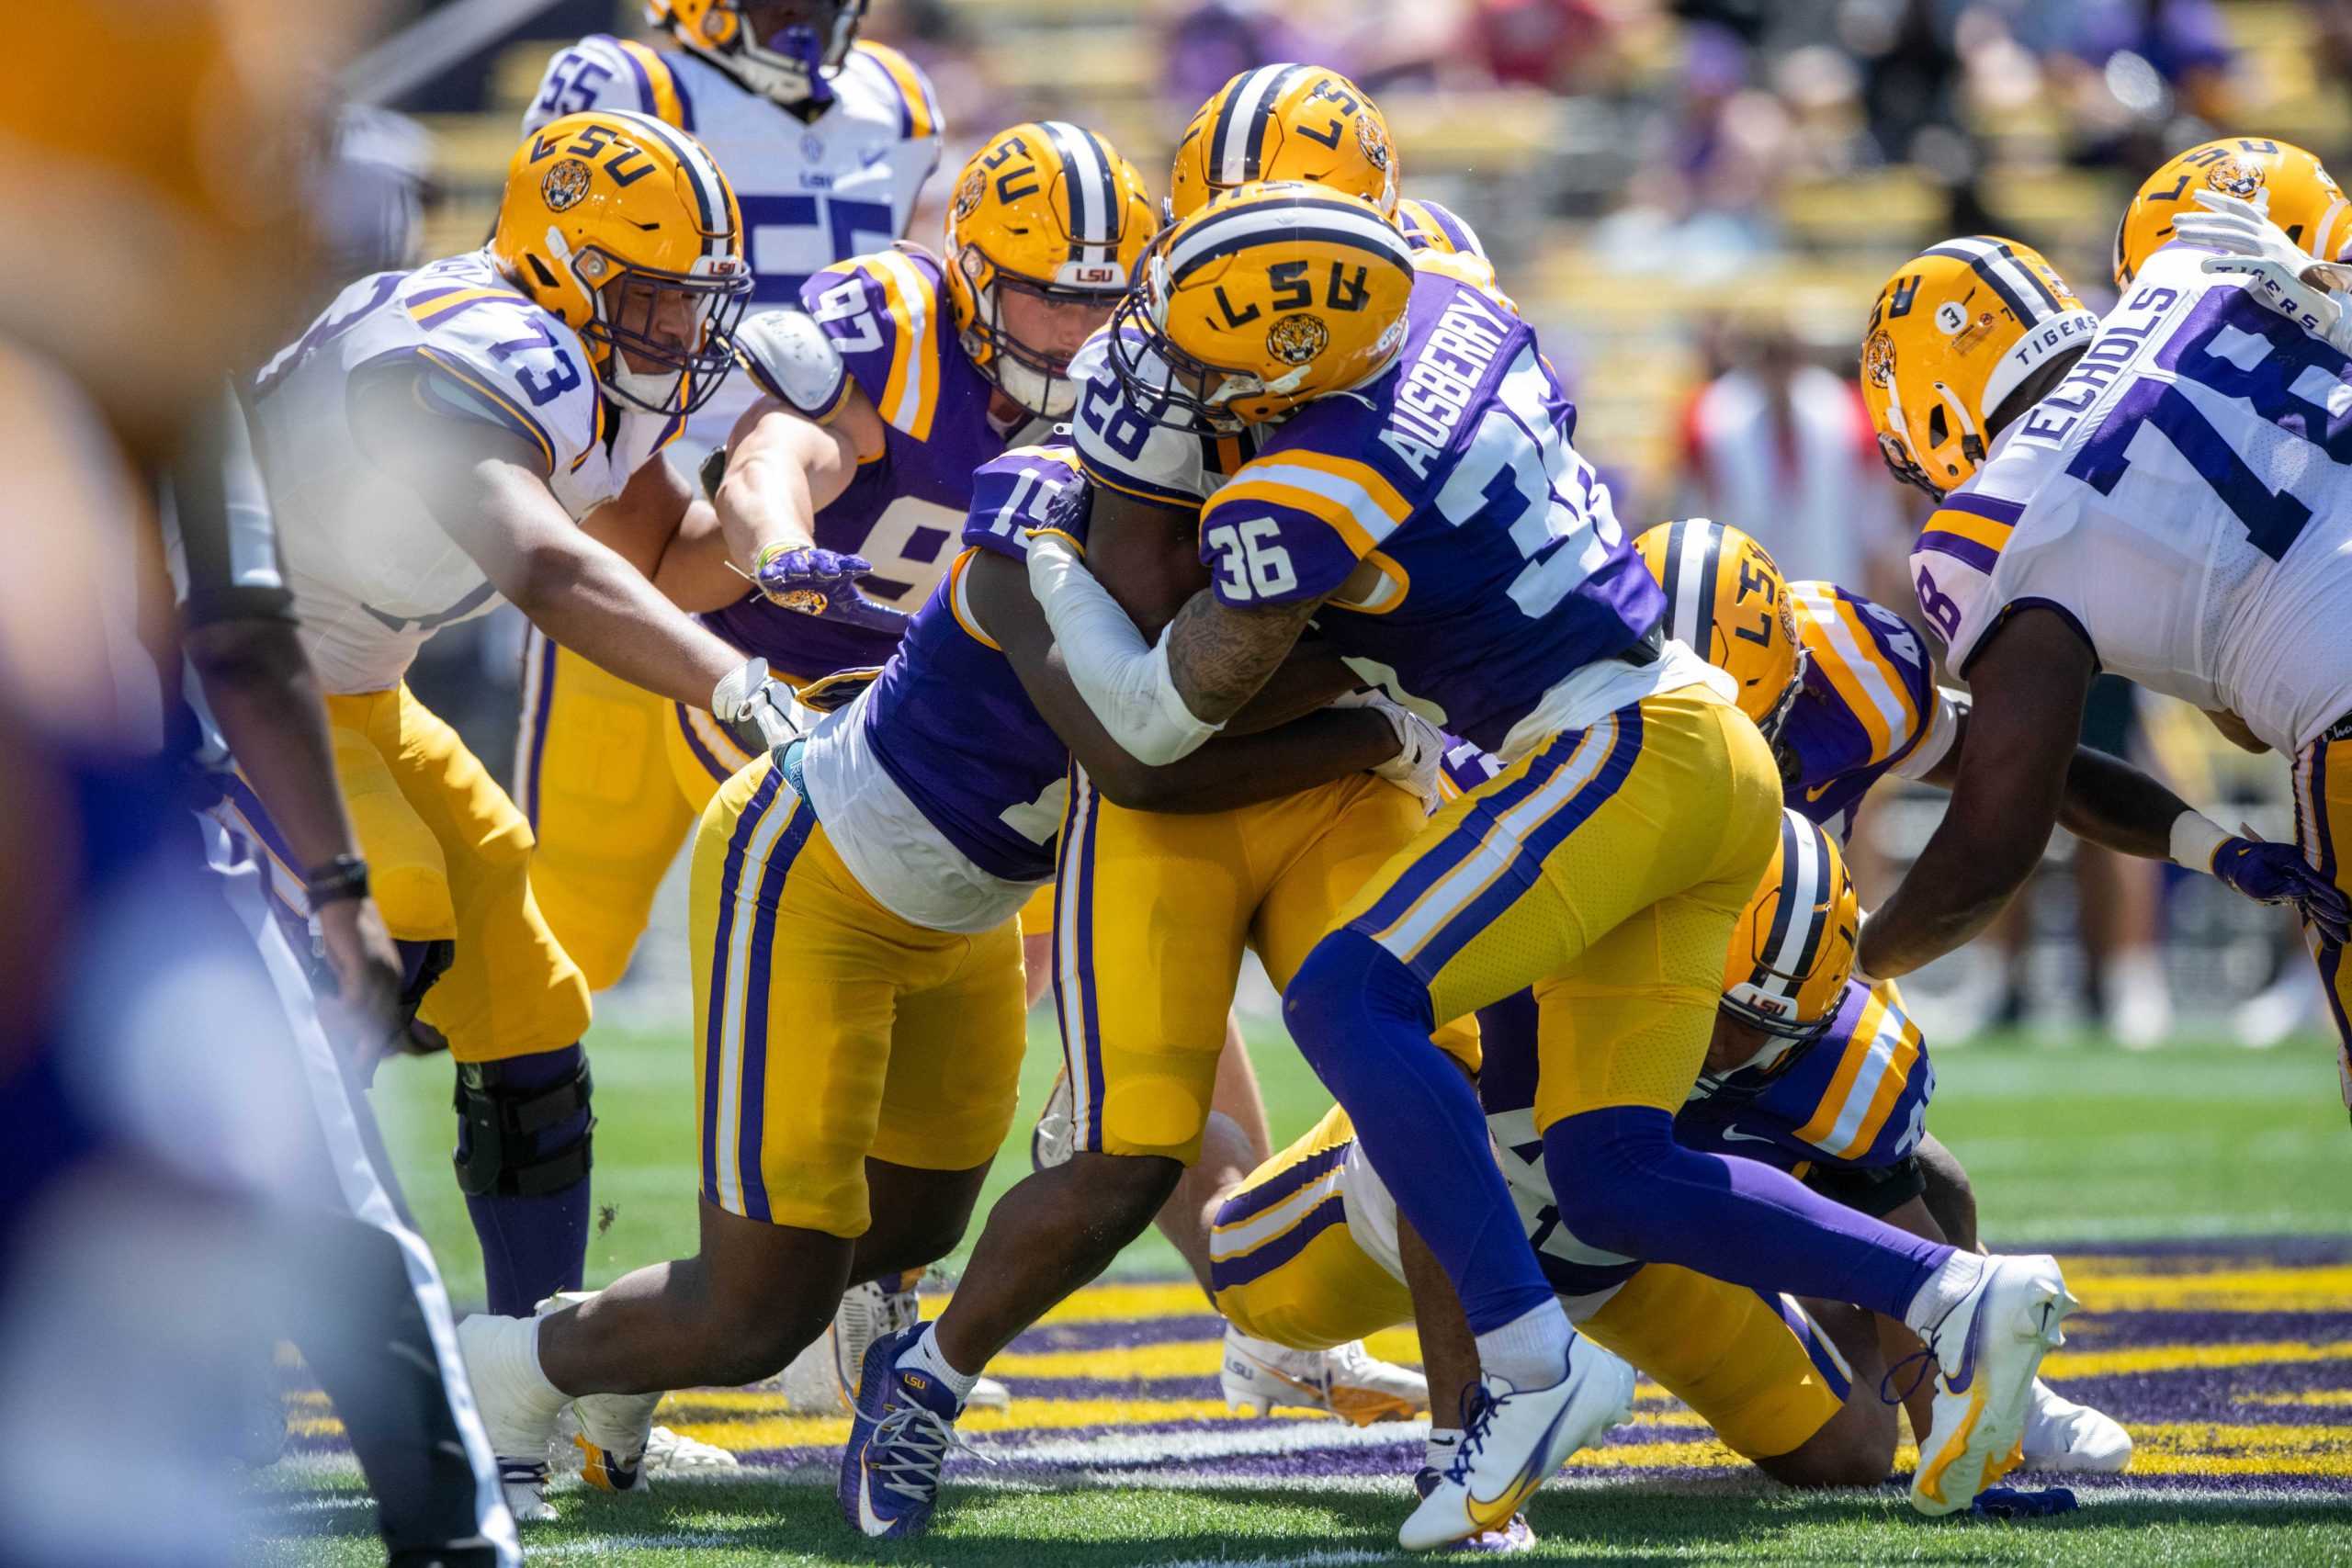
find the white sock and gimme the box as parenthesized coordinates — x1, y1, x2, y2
(1474, 1302, 1572, 1389)
(1903, 1250, 1988, 1339)
(1425, 1427, 1464, 1473)
(483, 1314, 567, 1418)
(896, 1322, 979, 1401)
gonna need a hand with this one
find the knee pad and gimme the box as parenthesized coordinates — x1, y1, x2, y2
(452, 1047, 594, 1197)
(1283, 930, 1432, 1064)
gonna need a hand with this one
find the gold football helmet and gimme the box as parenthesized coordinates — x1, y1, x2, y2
(1721, 809, 1859, 1040)
(1169, 64, 1398, 224)
(647, 0, 865, 107)
(1860, 236, 2098, 500)
(2114, 136, 2352, 288)
(943, 122, 1155, 420)
(1634, 520, 1805, 742)
(1109, 182, 1416, 431)
(490, 110, 751, 416)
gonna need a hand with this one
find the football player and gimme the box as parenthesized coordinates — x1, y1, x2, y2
(512, 0, 943, 997)
(876, 185, 2075, 1546)
(236, 107, 795, 1517)
(458, 441, 1440, 1511)
(1211, 814, 1939, 1550)
(1849, 185, 2352, 1111)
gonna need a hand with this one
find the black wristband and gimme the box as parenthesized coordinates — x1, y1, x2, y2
(305, 854, 370, 908)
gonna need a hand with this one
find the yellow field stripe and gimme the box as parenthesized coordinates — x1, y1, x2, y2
(2242, 1389, 2352, 1407)
(2068, 1266, 2352, 1313)
(2041, 1337, 2352, 1379)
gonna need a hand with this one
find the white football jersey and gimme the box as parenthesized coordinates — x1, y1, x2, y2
(522, 33, 941, 447)
(1912, 243, 2352, 755)
(248, 251, 675, 694)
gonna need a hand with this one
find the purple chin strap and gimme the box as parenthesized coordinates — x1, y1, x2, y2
(773, 24, 835, 107)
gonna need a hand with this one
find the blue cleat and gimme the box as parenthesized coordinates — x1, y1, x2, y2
(839, 1326, 967, 1538)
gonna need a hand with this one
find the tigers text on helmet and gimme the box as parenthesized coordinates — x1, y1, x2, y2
(1634, 519, 1805, 744)
(1860, 236, 2097, 501)
(1720, 809, 1858, 1044)
(944, 121, 1155, 421)
(1109, 182, 1416, 432)
(2113, 136, 2352, 288)
(1169, 63, 1398, 224)
(490, 110, 752, 418)
(646, 0, 865, 107)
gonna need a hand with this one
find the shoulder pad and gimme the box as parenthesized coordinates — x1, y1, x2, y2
(964, 445, 1084, 560)
(840, 41, 943, 140)
(733, 309, 850, 422)
(522, 35, 684, 133)
(1396, 197, 1488, 261)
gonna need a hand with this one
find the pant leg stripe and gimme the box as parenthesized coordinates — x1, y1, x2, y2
(701, 767, 785, 1210)
(732, 797, 818, 1224)
(1209, 1189, 1349, 1291)
(1052, 764, 1102, 1148)
(1766, 1290, 1853, 1402)
(1212, 1141, 1351, 1228)
(519, 631, 559, 830)
(674, 700, 733, 785)
(1351, 739, 1567, 937)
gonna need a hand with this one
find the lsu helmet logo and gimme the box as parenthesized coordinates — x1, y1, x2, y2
(1862, 328, 1894, 389)
(1355, 110, 1392, 172)
(542, 157, 594, 212)
(1266, 312, 1329, 366)
(2206, 156, 2267, 200)
(954, 166, 987, 220)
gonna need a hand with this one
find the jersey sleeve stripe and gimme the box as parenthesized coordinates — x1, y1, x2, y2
(1233, 449, 1410, 520)
(859, 43, 937, 139)
(411, 346, 557, 475)
(1941, 491, 2024, 525)
(609, 39, 682, 125)
(406, 287, 534, 328)
(1080, 453, 1205, 509)
(1795, 589, 1918, 765)
(1789, 991, 1890, 1150)
(945, 551, 1002, 651)
(1816, 1007, 1924, 1161)
(1210, 472, 1390, 558)
(861, 250, 938, 442)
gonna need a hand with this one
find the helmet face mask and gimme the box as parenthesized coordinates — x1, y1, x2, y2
(579, 252, 751, 416)
(1105, 287, 1258, 434)
(659, 0, 864, 107)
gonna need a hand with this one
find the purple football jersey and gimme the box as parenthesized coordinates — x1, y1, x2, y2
(857, 445, 1081, 880)
(1194, 268, 1661, 753)
(1779, 581, 1939, 841)
(704, 245, 1037, 680)
(1674, 979, 1934, 1173)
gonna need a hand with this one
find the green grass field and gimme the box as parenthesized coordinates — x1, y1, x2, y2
(254, 1018, 2352, 1565)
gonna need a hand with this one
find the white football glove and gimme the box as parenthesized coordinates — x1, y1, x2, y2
(710, 656, 804, 751)
(1337, 689, 1449, 814)
(2178, 188, 2352, 352)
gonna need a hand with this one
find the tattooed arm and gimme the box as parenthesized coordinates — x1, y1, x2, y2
(1161, 591, 1326, 724)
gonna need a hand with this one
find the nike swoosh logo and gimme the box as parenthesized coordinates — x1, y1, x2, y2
(1946, 1284, 1990, 1394)
(1713, 1127, 1783, 1146)
(1464, 1396, 1574, 1529)
(856, 1461, 893, 1536)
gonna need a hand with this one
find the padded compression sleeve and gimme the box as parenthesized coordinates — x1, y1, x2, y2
(1024, 530, 1223, 766)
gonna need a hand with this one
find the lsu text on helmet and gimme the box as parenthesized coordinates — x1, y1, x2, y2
(1720, 809, 1860, 1044)
(1860, 236, 2096, 501)
(1109, 182, 1416, 432)
(490, 110, 752, 418)
(944, 121, 1156, 421)
(1170, 63, 1398, 225)
(646, 0, 866, 107)
(1634, 519, 1805, 743)
(2113, 135, 2352, 288)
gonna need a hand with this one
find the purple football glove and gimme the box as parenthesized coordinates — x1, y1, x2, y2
(753, 545, 910, 635)
(2212, 837, 2352, 944)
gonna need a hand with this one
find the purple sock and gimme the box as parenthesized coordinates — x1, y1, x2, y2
(1541, 1104, 1949, 1317)
(455, 1044, 592, 1318)
(1284, 931, 1555, 1334)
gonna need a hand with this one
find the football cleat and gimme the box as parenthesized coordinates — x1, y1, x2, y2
(455, 1314, 565, 1524)
(1220, 1327, 1427, 1424)
(839, 1327, 970, 1539)
(1399, 1336, 1635, 1551)
(2020, 1378, 2132, 1473)
(1910, 1255, 2077, 1516)
(831, 1273, 1010, 1415)
(1413, 1466, 1535, 1553)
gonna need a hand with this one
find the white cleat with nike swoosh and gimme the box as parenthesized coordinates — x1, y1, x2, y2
(1221, 1327, 1428, 1424)
(1911, 1253, 2076, 1515)
(1398, 1336, 1634, 1551)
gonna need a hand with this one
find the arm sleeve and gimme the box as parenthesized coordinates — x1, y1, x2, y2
(171, 388, 293, 627)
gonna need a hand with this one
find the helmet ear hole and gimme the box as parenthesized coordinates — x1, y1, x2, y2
(1925, 403, 1949, 448)
(526, 253, 560, 291)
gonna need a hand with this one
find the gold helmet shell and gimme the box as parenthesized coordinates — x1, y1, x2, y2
(1722, 809, 1859, 1039)
(1169, 63, 1398, 224)
(943, 121, 1155, 419)
(2114, 136, 2352, 288)
(1108, 182, 1415, 431)
(1634, 520, 1805, 741)
(489, 110, 751, 416)
(1860, 236, 2097, 500)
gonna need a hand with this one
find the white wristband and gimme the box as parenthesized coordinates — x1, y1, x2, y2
(2169, 809, 2232, 874)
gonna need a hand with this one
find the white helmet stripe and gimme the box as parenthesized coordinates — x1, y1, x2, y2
(1214, 64, 1303, 187)
(1668, 518, 1715, 651)
(1764, 815, 1825, 989)
(1041, 120, 1116, 264)
(608, 109, 734, 260)
(1164, 197, 1409, 284)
